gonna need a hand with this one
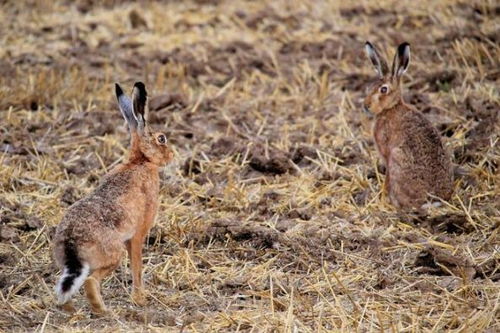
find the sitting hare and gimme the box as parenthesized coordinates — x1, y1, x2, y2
(363, 41, 453, 209)
(53, 82, 174, 315)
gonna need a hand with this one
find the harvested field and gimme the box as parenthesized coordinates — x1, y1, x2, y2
(0, 0, 499, 331)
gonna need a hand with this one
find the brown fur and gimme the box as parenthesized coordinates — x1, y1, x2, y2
(363, 42, 453, 209)
(53, 82, 173, 314)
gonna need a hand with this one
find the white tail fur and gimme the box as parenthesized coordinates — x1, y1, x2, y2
(55, 263, 90, 304)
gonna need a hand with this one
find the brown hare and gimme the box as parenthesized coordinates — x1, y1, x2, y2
(363, 41, 453, 210)
(53, 82, 174, 315)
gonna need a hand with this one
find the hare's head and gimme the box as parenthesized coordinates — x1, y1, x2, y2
(363, 42, 410, 115)
(115, 82, 174, 166)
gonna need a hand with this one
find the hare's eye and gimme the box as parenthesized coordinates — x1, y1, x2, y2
(157, 134, 167, 144)
(380, 85, 389, 94)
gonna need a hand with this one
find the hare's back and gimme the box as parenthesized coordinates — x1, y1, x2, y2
(57, 193, 129, 247)
(387, 110, 453, 203)
(55, 168, 142, 244)
(93, 168, 136, 201)
(399, 110, 448, 165)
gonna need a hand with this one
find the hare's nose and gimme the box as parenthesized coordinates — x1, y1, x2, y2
(362, 105, 371, 114)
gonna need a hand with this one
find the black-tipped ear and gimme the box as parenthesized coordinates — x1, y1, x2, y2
(392, 42, 410, 78)
(115, 83, 123, 97)
(115, 83, 138, 130)
(365, 41, 389, 77)
(132, 81, 148, 130)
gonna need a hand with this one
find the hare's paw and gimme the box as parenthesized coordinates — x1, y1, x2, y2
(90, 304, 111, 318)
(60, 300, 77, 314)
(131, 288, 148, 306)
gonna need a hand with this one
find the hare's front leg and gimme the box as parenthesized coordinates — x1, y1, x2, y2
(127, 203, 157, 306)
(126, 234, 147, 306)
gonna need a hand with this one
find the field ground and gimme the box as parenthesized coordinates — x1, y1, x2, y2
(0, 0, 499, 331)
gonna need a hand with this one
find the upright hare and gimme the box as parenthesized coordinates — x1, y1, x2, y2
(363, 42, 453, 209)
(54, 82, 173, 314)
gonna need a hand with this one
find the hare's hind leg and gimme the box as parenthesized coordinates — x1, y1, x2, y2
(83, 244, 123, 315)
(387, 170, 415, 209)
(84, 264, 118, 315)
(387, 148, 423, 209)
(388, 169, 426, 209)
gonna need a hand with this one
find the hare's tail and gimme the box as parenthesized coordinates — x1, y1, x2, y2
(55, 242, 89, 304)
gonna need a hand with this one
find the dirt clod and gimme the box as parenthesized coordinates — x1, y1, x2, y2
(129, 10, 148, 29)
(415, 247, 476, 280)
(61, 187, 80, 206)
(0, 226, 19, 242)
(249, 144, 294, 175)
(149, 93, 187, 112)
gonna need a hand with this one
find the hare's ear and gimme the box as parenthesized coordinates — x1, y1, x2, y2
(115, 83, 138, 131)
(391, 42, 410, 79)
(132, 81, 148, 131)
(365, 41, 389, 77)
